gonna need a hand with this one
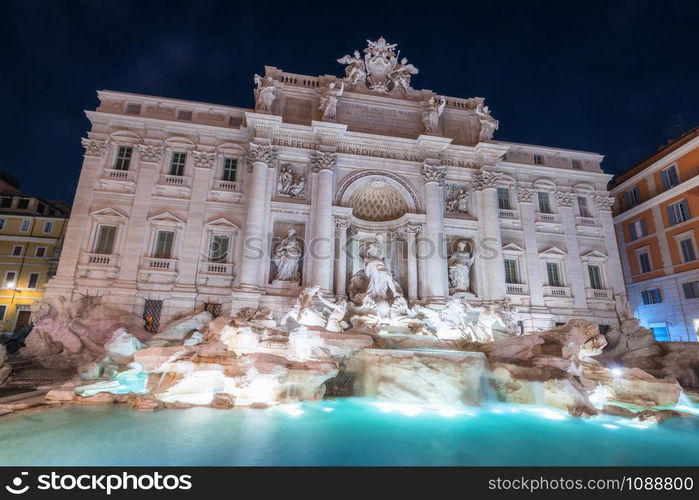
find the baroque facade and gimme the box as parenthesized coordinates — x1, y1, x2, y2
(610, 127, 699, 341)
(46, 38, 624, 332)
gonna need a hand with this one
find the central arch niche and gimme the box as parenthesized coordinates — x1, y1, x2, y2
(349, 180, 410, 222)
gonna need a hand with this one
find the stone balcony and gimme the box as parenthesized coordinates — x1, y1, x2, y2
(77, 253, 120, 279)
(536, 212, 559, 224)
(142, 257, 177, 271)
(505, 283, 529, 295)
(575, 216, 598, 227)
(212, 180, 242, 192)
(139, 257, 178, 283)
(158, 174, 190, 187)
(197, 261, 235, 287)
(586, 288, 614, 301)
(543, 285, 571, 297)
(498, 209, 517, 219)
(103, 168, 137, 182)
(97, 168, 137, 193)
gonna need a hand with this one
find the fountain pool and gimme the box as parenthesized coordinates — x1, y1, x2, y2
(1, 399, 698, 466)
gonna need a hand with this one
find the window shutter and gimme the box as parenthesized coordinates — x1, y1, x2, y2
(683, 283, 694, 299)
(668, 205, 677, 225)
(629, 223, 637, 241)
(681, 199, 691, 220)
(661, 170, 670, 190)
(640, 218, 647, 236)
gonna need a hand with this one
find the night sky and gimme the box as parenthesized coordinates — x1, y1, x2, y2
(2, 0, 698, 203)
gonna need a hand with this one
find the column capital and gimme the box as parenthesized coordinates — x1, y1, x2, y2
(334, 215, 352, 228)
(311, 151, 337, 173)
(472, 169, 502, 191)
(593, 194, 615, 212)
(420, 161, 446, 185)
(246, 144, 278, 170)
(137, 144, 164, 163)
(516, 186, 535, 203)
(555, 190, 575, 208)
(191, 150, 218, 169)
(81, 138, 109, 158)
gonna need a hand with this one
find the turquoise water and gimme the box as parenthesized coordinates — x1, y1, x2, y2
(1, 399, 698, 466)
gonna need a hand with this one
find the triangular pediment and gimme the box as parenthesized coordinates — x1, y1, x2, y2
(581, 250, 608, 260)
(539, 246, 567, 257)
(148, 212, 185, 225)
(90, 207, 128, 220)
(502, 243, 525, 253)
(206, 217, 240, 230)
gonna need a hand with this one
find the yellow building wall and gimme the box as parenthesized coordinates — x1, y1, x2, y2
(0, 215, 67, 332)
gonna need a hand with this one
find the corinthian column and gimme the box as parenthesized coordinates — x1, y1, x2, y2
(238, 144, 277, 290)
(334, 216, 351, 297)
(311, 152, 336, 293)
(403, 223, 422, 301)
(420, 161, 447, 301)
(474, 169, 506, 301)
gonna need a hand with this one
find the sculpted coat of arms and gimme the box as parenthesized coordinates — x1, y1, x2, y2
(337, 37, 418, 94)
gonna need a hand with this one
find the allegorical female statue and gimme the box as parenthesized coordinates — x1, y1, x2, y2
(319, 82, 344, 120)
(448, 240, 476, 294)
(272, 228, 303, 282)
(422, 96, 446, 134)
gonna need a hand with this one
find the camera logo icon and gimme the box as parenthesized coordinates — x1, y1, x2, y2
(5, 472, 29, 495)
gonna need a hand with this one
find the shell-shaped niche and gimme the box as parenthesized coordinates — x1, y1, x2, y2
(349, 180, 409, 222)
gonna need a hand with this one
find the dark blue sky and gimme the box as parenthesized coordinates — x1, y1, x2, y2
(2, 0, 698, 203)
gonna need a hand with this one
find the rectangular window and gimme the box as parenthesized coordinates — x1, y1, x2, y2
(638, 251, 652, 274)
(20, 219, 30, 232)
(222, 158, 238, 182)
(154, 230, 175, 259)
(43, 221, 53, 233)
(497, 187, 511, 210)
(27, 273, 40, 289)
(667, 199, 691, 225)
(587, 264, 603, 290)
(577, 196, 591, 217)
(17, 198, 29, 209)
(0, 218, 4, 230)
(169, 152, 186, 176)
(684, 281, 699, 299)
(125, 103, 142, 115)
(209, 234, 230, 263)
(504, 259, 518, 284)
(4, 271, 16, 287)
(572, 159, 582, 169)
(0, 197, 11, 208)
(661, 165, 680, 190)
(0, 305, 5, 320)
(37, 202, 46, 214)
(533, 154, 544, 165)
(680, 237, 697, 262)
(623, 186, 641, 208)
(546, 262, 562, 287)
(12, 245, 23, 256)
(177, 110, 192, 121)
(35, 247, 46, 257)
(629, 218, 647, 241)
(537, 192, 551, 213)
(114, 146, 133, 171)
(93, 225, 117, 254)
(641, 288, 662, 305)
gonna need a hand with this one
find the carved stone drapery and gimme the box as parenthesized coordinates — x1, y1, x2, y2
(81, 138, 109, 158)
(191, 150, 217, 169)
(420, 161, 446, 185)
(593, 194, 615, 211)
(311, 152, 337, 173)
(246, 144, 278, 170)
(136, 144, 164, 163)
(555, 191, 575, 208)
(472, 170, 502, 191)
(516, 186, 535, 203)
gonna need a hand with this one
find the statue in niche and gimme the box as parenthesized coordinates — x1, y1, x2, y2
(476, 103, 499, 141)
(389, 58, 419, 94)
(253, 74, 277, 112)
(277, 164, 294, 195)
(319, 82, 344, 120)
(448, 240, 476, 294)
(272, 228, 303, 282)
(277, 165, 306, 198)
(336, 51, 366, 88)
(445, 186, 470, 214)
(422, 96, 446, 134)
(347, 239, 408, 321)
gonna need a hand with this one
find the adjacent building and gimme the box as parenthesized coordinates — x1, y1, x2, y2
(0, 191, 69, 332)
(611, 127, 699, 342)
(45, 38, 624, 333)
